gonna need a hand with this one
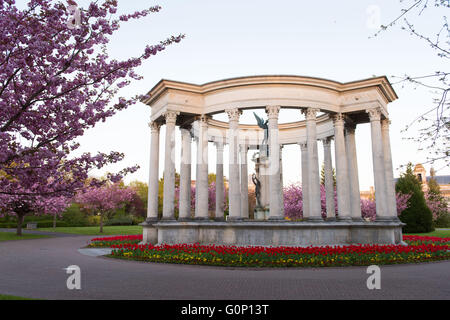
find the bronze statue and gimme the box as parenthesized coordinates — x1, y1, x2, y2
(253, 112, 269, 157)
(252, 173, 262, 208)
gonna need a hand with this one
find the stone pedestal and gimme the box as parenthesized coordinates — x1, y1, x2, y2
(151, 221, 405, 246)
(254, 208, 270, 220)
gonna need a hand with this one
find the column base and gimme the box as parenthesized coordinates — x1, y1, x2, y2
(351, 217, 365, 222)
(268, 216, 286, 221)
(227, 217, 245, 222)
(375, 216, 401, 222)
(143, 217, 159, 224)
(194, 217, 210, 221)
(160, 217, 177, 222)
(325, 217, 337, 222)
(337, 216, 352, 222)
(306, 217, 324, 222)
(177, 217, 194, 222)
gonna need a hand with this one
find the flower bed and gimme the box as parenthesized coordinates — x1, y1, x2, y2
(88, 235, 142, 247)
(88, 235, 450, 267)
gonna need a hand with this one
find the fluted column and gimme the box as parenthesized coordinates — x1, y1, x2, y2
(266, 105, 283, 220)
(147, 121, 161, 221)
(215, 141, 225, 220)
(381, 118, 399, 221)
(333, 113, 351, 221)
(226, 108, 242, 220)
(345, 124, 363, 221)
(179, 127, 192, 220)
(240, 144, 249, 219)
(299, 142, 310, 219)
(322, 137, 336, 221)
(304, 108, 322, 221)
(195, 115, 209, 220)
(162, 111, 179, 220)
(367, 108, 388, 220)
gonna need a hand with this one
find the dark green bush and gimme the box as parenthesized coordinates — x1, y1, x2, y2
(104, 215, 134, 226)
(434, 212, 450, 228)
(396, 163, 434, 233)
(61, 203, 89, 227)
(36, 221, 68, 228)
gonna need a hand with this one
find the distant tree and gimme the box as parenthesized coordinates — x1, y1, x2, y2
(374, 1, 449, 167)
(75, 183, 135, 233)
(128, 181, 148, 216)
(426, 167, 449, 227)
(395, 163, 434, 233)
(0, 194, 70, 235)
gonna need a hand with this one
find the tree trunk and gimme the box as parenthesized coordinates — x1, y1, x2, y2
(53, 213, 57, 229)
(16, 214, 24, 236)
(99, 214, 103, 233)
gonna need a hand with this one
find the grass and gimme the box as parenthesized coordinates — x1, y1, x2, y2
(406, 228, 450, 238)
(0, 294, 36, 300)
(0, 232, 51, 242)
(37, 225, 143, 235)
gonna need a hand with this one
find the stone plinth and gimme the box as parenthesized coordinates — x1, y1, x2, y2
(142, 221, 405, 246)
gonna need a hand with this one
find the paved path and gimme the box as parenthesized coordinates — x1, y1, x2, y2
(0, 228, 85, 238)
(0, 236, 449, 300)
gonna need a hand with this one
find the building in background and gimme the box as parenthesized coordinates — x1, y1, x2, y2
(360, 164, 450, 205)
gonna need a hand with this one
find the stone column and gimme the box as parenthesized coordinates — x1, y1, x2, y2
(179, 127, 192, 221)
(226, 108, 242, 220)
(240, 144, 249, 219)
(322, 137, 336, 221)
(345, 124, 363, 221)
(266, 105, 283, 220)
(304, 108, 323, 221)
(195, 115, 209, 220)
(215, 141, 225, 220)
(147, 121, 161, 221)
(381, 118, 399, 221)
(333, 113, 351, 221)
(299, 142, 310, 219)
(279, 145, 285, 218)
(367, 108, 388, 220)
(162, 111, 179, 220)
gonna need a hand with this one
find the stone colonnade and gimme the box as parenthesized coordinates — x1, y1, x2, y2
(146, 107, 398, 222)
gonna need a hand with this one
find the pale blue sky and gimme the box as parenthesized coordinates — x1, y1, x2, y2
(17, 1, 449, 189)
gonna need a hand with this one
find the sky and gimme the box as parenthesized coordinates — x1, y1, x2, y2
(17, 0, 449, 190)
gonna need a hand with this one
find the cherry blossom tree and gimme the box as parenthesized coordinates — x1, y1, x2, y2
(75, 183, 135, 233)
(0, 193, 71, 235)
(283, 183, 410, 221)
(0, 0, 184, 232)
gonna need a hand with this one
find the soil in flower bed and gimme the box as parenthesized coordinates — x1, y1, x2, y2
(87, 235, 450, 268)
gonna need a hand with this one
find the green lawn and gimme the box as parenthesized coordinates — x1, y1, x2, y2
(37, 225, 143, 235)
(406, 229, 450, 238)
(0, 232, 51, 242)
(0, 294, 36, 300)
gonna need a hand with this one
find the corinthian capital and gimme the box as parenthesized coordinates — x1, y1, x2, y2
(226, 108, 242, 122)
(302, 107, 320, 120)
(332, 112, 346, 126)
(197, 114, 210, 126)
(381, 118, 391, 130)
(366, 108, 381, 122)
(148, 121, 161, 132)
(266, 105, 281, 119)
(321, 137, 333, 147)
(163, 110, 180, 124)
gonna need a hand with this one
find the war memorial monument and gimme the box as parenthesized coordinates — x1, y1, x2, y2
(140, 75, 403, 246)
